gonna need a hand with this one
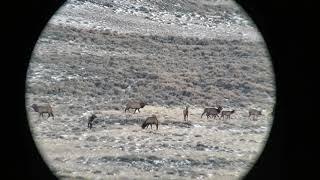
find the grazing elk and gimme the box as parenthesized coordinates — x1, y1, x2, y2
(201, 106, 223, 119)
(249, 109, 262, 120)
(141, 115, 159, 130)
(125, 100, 147, 113)
(183, 106, 189, 121)
(31, 104, 54, 119)
(87, 114, 97, 129)
(220, 110, 235, 119)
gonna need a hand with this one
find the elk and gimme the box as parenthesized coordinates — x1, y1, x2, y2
(201, 106, 223, 119)
(31, 103, 54, 119)
(141, 115, 158, 130)
(125, 100, 147, 113)
(220, 110, 235, 119)
(249, 109, 262, 120)
(183, 106, 189, 121)
(87, 114, 97, 129)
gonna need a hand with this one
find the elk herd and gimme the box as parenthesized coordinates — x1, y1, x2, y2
(30, 100, 264, 130)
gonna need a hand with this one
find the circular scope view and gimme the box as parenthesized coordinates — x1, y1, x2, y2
(26, 0, 275, 179)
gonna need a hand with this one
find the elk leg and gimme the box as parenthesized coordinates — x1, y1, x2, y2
(201, 112, 205, 118)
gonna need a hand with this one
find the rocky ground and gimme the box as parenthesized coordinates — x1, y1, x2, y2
(26, 0, 275, 179)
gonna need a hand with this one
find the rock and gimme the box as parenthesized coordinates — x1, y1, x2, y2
(138, 6, 149, 13)
(93, 170, 102, 174)
(172, 133, 185, 136)
(119, 146, 125, 151)
(196, 143, 209, 151)
(161, 143, 169, 147)
(128, 146, 136, 151)
(74, 132, 82, 136)
(165, 169, 176, 175)
(72, 127, 80, 131)
(86, 136, 97, 141)
(127, 136, 134, 140)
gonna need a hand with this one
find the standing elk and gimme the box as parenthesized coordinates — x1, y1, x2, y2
(249, 109, 262, 120)
(125, 100, 147, 113)
(183, 106, 189, 121)
(31, 103, 54, 119)
(141, 115, 159, 130)
(201, 106, 223, 119)
(87, 114, 97, 129)
(220, 110, 235, 119)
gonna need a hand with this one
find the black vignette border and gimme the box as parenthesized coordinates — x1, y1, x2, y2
(4, 0, 66, 179)
(236, 0, 317, 179)
(4, 0, 318, 179)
